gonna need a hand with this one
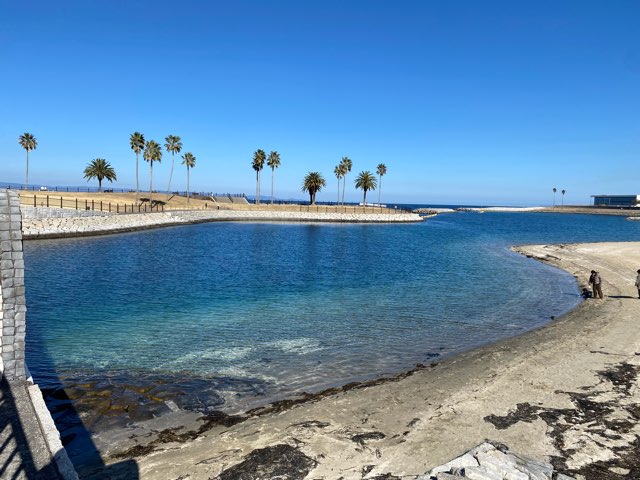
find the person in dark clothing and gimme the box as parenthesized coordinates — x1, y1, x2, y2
(589, 270, 604, 299)
(635, 269, 640, 299)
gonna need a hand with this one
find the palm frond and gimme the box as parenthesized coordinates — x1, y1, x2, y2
(164, 135, 183, 154)
(181, 152, 196, 168)
(130, 132, 145, 154)
(340, 156, 352, 172)
(252, 149, 266, 171)
(267, 151, 281, 170)
(355, 171, 377, 192)
(144, 140, 163, 163)
(18, 132, 37, 151)
(302, 172, 326, 194)
(83, 158, 117, 190)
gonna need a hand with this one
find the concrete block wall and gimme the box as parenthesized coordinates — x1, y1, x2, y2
(0, 189, 27, 380)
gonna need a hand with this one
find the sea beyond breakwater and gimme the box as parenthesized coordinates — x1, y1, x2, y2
(22, 210, 640, 439)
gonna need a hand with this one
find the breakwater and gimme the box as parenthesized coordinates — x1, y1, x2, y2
(21, 207, 423, 239)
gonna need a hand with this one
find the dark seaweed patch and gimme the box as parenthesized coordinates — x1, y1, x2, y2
(484, 402, 541, 430)
(483, 361, 640, 479)
(217, 444, 317, 480)
(351, 431, 386, 445)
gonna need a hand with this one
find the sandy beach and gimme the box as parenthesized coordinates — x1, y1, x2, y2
(73, 241, 640, 479)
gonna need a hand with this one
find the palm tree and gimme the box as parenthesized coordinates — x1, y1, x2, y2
(18, 133, 37, 190)
(552, 187, 557, 207)
(376, 163, 387, 205)
(561, 189, 566, 207)
(165, 135, 182, 193)
(83, 158, 117, 192)
(143, 140, 162, 205)
(267, 150, 281, 205)
(334, 164, 345, 204)
(130, 132, 145, 200)
(301, 172, 326, 205)
(252, 149, 266, 204)
(181, 152, 196, 205)
(355, 171, 377, 206)
(340, 156, 352, 206)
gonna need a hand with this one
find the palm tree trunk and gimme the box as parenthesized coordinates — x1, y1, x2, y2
(98, 179, 102, 192)
(342, 176, 346, 206)
(363, 190, 367, 207)
(256, 171, 260, 204)
(186, 167, 190, 205)
(135, 152, 139, 201)
(378, 175, 382, 205)
(25, 150, 29, 190)
(150, 163, 153, 205)
(271, 168, 274, 205)
(337, 178, 340, 204)
(168, 153, 175, 193)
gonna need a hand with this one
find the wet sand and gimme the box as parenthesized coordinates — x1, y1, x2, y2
(81, 242, 640, 479)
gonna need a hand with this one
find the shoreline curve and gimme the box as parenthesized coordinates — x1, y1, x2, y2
(79, 241, 640, 480)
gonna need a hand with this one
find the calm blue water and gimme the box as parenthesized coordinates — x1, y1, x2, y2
(23, 212, 640, 411)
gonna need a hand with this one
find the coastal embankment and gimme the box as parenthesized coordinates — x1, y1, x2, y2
(413, 205, 640, 219)
(21, 207, 423, 239)
(82, 241, 640, 479)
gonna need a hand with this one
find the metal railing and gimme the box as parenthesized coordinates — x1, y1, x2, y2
(20, 194, 216, 214)
(14, 190, 413, 216)
(220, 203, 412, 215)
(246, 199, 413, 214)
(4, 185, 246, 199)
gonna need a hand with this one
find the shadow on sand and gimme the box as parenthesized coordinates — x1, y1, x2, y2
(27, 333, 139, 478)
(0, 376, 59, 478)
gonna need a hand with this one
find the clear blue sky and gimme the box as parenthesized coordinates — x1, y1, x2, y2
(1, 1, 639, 205)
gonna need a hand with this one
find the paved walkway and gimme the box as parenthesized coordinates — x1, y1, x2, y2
(0, 377, 61, 479)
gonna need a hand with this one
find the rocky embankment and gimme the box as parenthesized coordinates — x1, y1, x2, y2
(21, 208, 423, 239)
(423, 442, 575, 479)
(412, 207, 546, 214)
(413, 208, 457, 214)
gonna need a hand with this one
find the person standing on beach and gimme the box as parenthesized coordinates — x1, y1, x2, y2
(635, 269, 640, 299)
(589, 270, 604, 299)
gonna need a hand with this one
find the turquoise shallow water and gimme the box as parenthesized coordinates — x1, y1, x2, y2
(23, 212, 640, 412)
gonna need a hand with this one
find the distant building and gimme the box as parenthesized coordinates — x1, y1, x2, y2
(591, 195, 640, 207)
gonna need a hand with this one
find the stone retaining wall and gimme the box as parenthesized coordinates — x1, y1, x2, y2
(0, 190, 26, 380)
(22, 208, 423, 239)
(0, 189, 78, 478)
